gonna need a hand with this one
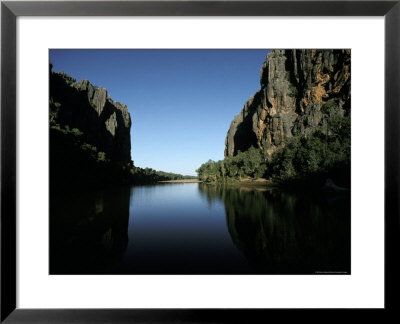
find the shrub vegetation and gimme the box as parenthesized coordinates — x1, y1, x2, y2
(196, 114, 350, 188)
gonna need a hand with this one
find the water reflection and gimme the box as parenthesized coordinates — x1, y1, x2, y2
(50, 183, 350, 274)
(110, 183, 250, 274)
(50, 186, 131, 274)
(198, 184, 350, 274)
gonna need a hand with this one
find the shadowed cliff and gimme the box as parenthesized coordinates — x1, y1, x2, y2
(49, 64, 134, 189)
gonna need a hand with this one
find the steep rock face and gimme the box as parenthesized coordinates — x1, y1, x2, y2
(225, 49, 351, 157)
(50, 67, 132, 164)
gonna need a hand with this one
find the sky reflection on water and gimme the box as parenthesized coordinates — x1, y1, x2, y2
(50, 183, 350, 274)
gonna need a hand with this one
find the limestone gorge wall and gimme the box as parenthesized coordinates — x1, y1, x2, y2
(50, 67, 132, 164)
(225, 49, 351, 157)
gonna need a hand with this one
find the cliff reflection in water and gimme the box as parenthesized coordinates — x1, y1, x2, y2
(50, 186, 131, 274)
(50, 183, 350, 274)
(198, 184, 350, 274)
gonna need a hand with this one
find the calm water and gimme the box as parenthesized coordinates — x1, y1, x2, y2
(50, 183, 350, 274)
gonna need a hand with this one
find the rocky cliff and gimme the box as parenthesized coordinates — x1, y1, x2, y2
(225, 49, 351, 157)
(49, 65, 132, 164)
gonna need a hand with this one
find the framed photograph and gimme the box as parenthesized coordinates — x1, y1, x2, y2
(1, 0, 398, 322)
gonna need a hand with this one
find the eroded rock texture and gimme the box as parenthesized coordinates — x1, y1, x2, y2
(50, 67, 132, 164)
(225, 49, 351, 157)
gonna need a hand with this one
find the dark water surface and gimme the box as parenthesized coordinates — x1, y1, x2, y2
(50, 183, 350, 274)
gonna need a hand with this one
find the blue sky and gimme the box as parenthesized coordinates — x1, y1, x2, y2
(50, 49, 269, 176)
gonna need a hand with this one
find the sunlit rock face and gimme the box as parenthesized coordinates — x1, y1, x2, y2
(225, 49, 351, 157)
(49, 67, 132, 164)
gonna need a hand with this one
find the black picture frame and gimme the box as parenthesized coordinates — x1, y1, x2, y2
(1, 0, 399, 322)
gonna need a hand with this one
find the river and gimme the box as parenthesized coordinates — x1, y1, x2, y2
(50, 183, 350, 274)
